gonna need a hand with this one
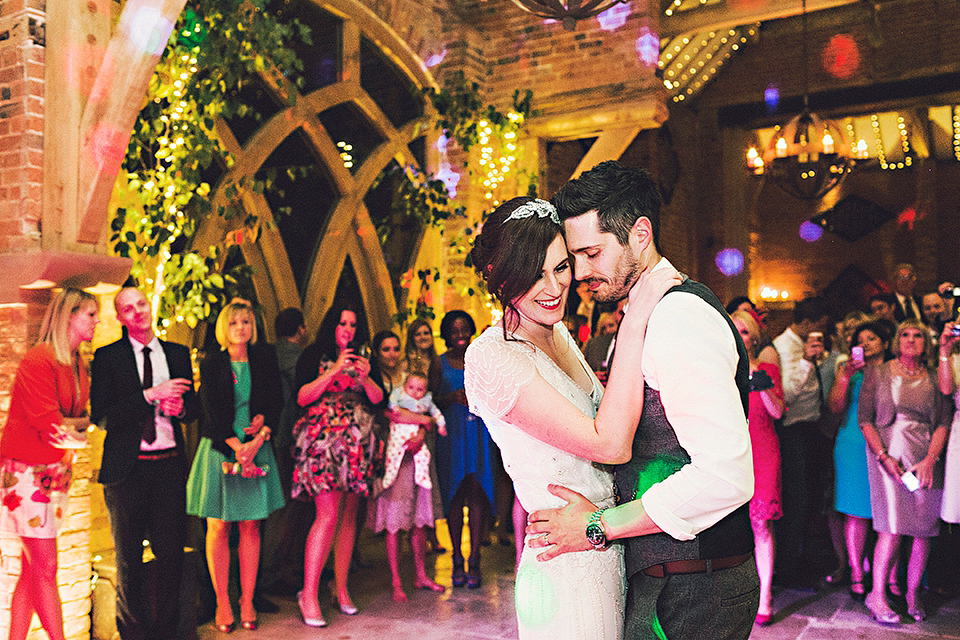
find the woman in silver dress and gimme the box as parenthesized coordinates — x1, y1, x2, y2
(859, 318, 950, 625)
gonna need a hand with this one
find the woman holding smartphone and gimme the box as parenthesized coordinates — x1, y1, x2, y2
(292, 303, 383, 627)
(859, 319, 949, 625)
(828, 321, 889, 602)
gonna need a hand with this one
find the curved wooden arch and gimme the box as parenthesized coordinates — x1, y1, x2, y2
(190, 0, 438, 341)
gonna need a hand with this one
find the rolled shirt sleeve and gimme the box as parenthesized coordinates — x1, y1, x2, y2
(637, 277, 754, 540)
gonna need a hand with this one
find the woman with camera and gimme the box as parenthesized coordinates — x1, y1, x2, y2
(860, 319, 949, 625)
(731, 310, 785, 626)
(291, 303, 383, 627)
(828, 321, 889, 602)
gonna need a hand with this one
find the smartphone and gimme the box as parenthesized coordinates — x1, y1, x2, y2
(901, 471, 921, 492)
(851, 345, 865, 365)
(952, 325, 960, 337)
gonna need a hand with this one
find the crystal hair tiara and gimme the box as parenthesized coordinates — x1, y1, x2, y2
(502, 199, 560, 226)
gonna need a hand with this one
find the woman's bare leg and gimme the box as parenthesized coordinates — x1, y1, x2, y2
(867, 532, 900, 617)
(906, 536, 932, 612)
(412, 526, 443, 592)
(237, 520, 261, 622)
(333, 492, 360, 609)
(386, 530, 407, 601)
(12, 537, 65, 640)
(301, 491, 342, 619)
(751, 518, 775, 616)
(206, 519, 234, 627)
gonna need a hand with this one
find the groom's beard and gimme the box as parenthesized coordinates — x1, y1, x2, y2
(591, 248, 642, 303)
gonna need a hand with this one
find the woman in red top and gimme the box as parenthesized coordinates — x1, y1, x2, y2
(0, 288, 98, 640)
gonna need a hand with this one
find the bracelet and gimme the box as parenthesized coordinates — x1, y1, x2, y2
(257, 428, 270, 441)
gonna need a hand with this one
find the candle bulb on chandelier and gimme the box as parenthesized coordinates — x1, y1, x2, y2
(822, 131, 835, 154)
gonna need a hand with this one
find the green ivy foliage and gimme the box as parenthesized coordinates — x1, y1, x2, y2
(111, 1, 310, 329)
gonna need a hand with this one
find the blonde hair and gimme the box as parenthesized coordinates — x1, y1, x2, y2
(214, 302, 257, 349)
(38, 288, 98, 365)
(890, 318, 931, 362)
(731, 309, 761, 359)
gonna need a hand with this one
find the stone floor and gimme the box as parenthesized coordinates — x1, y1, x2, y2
(194, 522, 960, 640)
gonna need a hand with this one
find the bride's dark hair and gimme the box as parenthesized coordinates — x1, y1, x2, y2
(470, 196, 564, 337)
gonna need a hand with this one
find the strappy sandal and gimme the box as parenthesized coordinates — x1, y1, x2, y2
(849, 580, 867, 602)
(452, 562, 467, 588)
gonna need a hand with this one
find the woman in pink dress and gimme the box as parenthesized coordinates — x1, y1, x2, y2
(731, 310, 784, 626)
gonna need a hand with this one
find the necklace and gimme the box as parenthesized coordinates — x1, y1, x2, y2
(896, 358, 925, 376)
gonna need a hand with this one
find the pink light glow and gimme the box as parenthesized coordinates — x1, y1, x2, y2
(424, 49, 448, 68)
(635, 27, 659, 68)
(88, 122, 128, 173)
(596, 3, 631, 31)
(821, 34, 860, 79)
(126, 7, 174, 56)
(435, 165, 460, 198)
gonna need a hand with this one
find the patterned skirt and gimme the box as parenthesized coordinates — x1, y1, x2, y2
(291, 391, 376, 498)
(0, 456, 72, 539)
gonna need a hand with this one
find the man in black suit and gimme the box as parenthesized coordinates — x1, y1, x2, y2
(892, 263, 923, 322)
(91, 286, 196, 640)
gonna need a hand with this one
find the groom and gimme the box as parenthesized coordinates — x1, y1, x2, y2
(527, 161, 759, 639)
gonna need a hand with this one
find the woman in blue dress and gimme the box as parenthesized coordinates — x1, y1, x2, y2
(828, 321, 889, 601)
(186, 302, 285, 632)
(434, 310, 496, 588)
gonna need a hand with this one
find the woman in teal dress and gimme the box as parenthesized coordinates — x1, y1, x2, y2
(187, 303, 285, 632)
(828, 321, 889, 601)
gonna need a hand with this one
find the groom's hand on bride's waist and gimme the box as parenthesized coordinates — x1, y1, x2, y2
(525, 484, 597, 561)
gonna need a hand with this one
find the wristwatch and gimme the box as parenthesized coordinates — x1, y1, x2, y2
(585, 508, 610, 550)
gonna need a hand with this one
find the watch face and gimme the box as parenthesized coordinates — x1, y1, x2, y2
(586, 522, 605, 546)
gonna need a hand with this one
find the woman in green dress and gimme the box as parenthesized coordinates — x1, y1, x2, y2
(186, 303, 285, 632)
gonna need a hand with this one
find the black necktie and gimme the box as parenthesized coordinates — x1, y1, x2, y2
(142, 346, 156, 444)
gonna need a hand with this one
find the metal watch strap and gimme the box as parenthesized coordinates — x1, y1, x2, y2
(586, 507, 609, 549)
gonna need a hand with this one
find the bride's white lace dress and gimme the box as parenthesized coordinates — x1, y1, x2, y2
(465, 324, 624, 640)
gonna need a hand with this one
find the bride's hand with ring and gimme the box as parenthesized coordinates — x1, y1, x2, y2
(525, 484, 599, 562)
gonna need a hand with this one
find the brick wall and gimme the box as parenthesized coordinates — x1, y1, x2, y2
(0, 0, 44, 253)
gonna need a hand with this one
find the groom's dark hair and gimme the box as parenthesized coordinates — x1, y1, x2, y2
(552, 160, 662, 254)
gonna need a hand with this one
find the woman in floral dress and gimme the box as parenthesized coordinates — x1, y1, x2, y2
(292, 303, 383, 627)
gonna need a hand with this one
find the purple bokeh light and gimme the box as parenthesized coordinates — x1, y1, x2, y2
(635, 27, 659, 68)
(424, 49, 448, 68)
(764, 85, 780, 113)
(716, 248, 744, 276)
(435, 165, 460, 198)
(597, 3, 630, 31)
(799, 221, 823, 242)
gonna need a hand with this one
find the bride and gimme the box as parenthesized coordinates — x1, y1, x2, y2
(464, 197, 679, 639)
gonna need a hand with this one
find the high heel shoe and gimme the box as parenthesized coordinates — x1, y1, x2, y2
(240, 619, 258, 631)
(849, 581, 867, 603)
(296, 591, 327, 628)
(907, 605, 926, 622)
(215, 607, 236, 634)
(866, 595, 900, 626)
(338, 602, 358, 616)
